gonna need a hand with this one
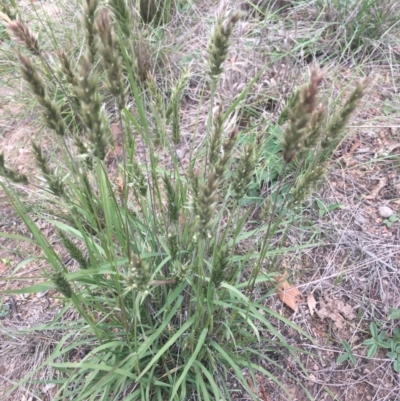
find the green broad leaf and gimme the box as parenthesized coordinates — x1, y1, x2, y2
(341, 340, 352, 353)
(393, 360, 400, 373)
(377, 341, 390, 349)
(337, 353, 349, 363)
(370, 322, 378, 338)
(327, 203, 344, 212)
(387, 351, 397, 359)
(0, 303, 10, 318)
(388, 308, 400, 320)
(0, 281, 54, 294)
(363, 338, 375, 346)
(367, 343, 378, 359)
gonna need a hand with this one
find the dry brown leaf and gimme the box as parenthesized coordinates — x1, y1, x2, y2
(246, 375, 255, 394)
(260, 384, 270, 401)
(379, 142, 400, 155)
(363, 176, 387, 200)
(343, 139, 361, 166)
(316, 298, 356, 331)
(307, 292, 317, 316)
(276, 275, 303, 312)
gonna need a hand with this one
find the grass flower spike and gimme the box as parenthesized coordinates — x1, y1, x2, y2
(208, 13, 241, 77)
(8, 20, 40, 55)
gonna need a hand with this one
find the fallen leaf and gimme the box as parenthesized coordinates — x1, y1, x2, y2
(246, 375, 255, 394)
(260, 384, 270, 401)
(363, 176, 387, 200)
(316, 298, 356, 331)
(379, 142, 400, 155)
(307, 292, 317, 316)
(342, 139, 361, 166)
(276, 274, 303, 312)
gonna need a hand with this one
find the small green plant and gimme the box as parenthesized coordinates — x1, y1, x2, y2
(363, 322, 400, 372)
(315, 199, 344, 218)
(383, 213, 399, 228)
(388, 308, 400, 319)
(363, 322, 390, 358)
(337, 340, 357, 365)
(387, 329, 400, 373)
(0, 301, 10, 318)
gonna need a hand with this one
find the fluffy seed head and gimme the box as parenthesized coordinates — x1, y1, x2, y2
(8, 20, 40, 55)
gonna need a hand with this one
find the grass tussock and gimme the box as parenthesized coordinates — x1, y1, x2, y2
(0, 1, 377, 400)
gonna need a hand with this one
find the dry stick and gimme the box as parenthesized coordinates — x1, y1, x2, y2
(0, 374, 41, 400)
(352, 244, 397, 272)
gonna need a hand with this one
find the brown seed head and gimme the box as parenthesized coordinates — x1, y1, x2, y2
(8, 20, 40, 55)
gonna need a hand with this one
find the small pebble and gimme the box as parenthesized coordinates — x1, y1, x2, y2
(355, 214, 366, 225)
(176, 149, 184, 161)
(378, 206, 393, 218)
